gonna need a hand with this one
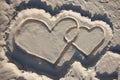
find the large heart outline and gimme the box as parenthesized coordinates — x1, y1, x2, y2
(13, 16, 79, 65)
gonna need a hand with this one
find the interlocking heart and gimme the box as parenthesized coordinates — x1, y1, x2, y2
(8, 9, 113, 66)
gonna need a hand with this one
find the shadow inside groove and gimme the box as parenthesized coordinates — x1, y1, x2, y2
(109, 44, 120, 53)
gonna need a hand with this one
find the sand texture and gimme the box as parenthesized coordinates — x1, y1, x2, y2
(0, 0, 120, 80)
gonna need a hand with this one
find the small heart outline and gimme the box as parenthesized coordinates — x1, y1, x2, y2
(65, 26, 106, 57)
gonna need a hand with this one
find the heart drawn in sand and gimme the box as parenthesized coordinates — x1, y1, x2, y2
(14, 16, 79, 64)
(65, 26, 105, 56)
(7, 9, 113, 66)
